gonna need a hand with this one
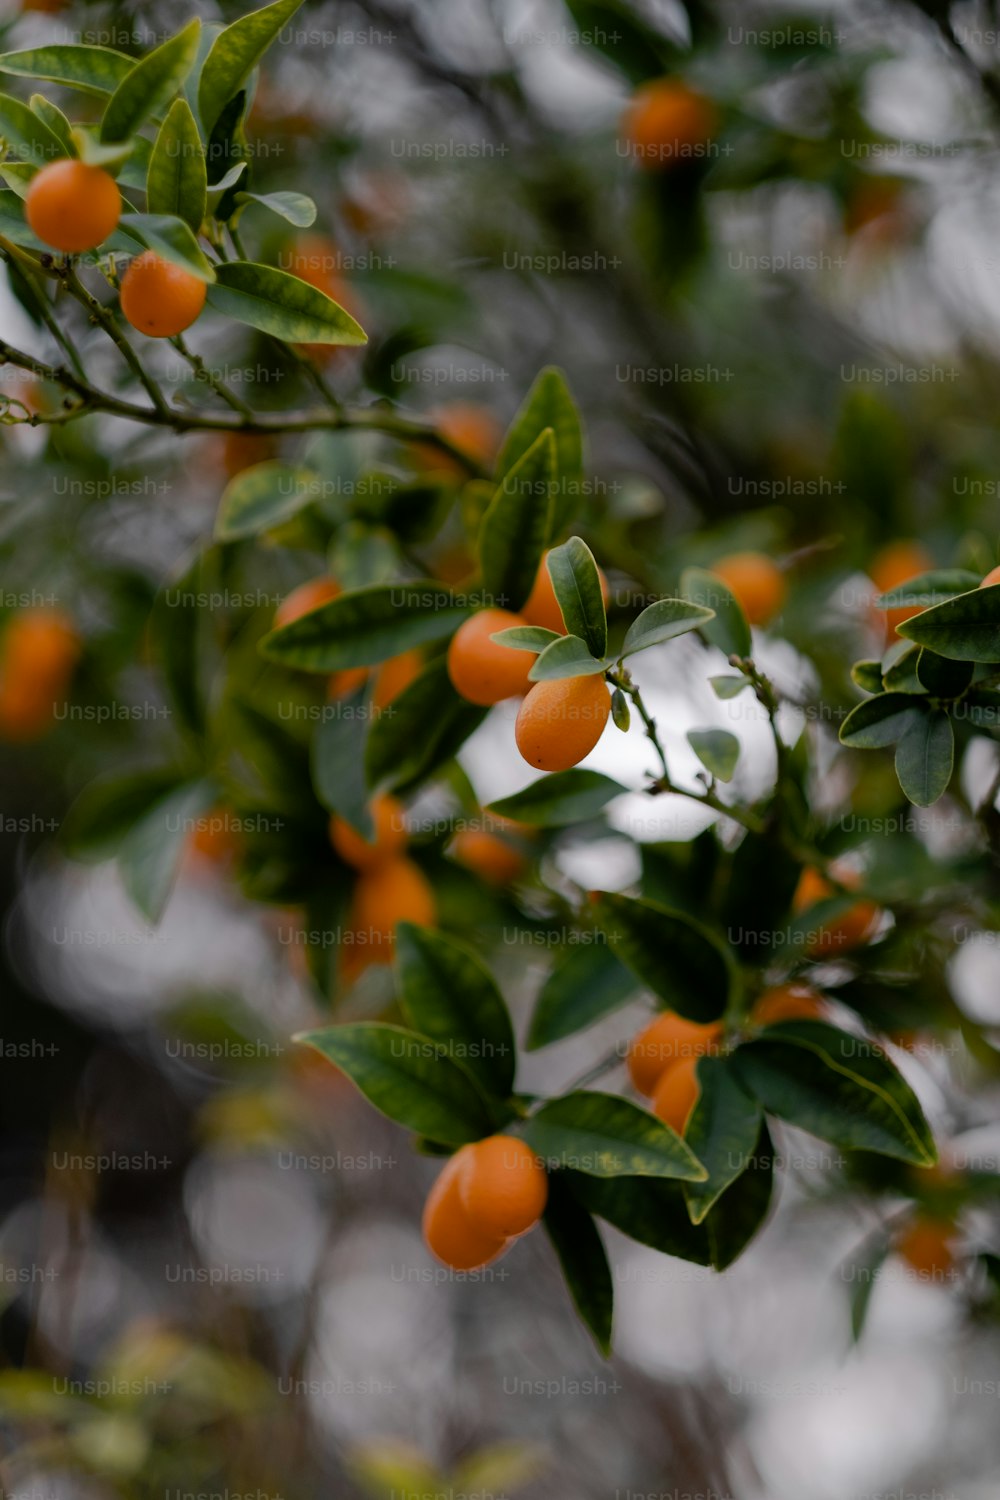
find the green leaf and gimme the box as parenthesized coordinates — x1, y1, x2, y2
(63, 768, 186, 859)
(0, 91, 63, 164)
(364, 658, 488, 793)
(147, 98, 207, 233)
(150, 554, 208, 740)
(875, 569, 981, 609)
(260, 582, 472, 671)
(588, 892, 733, 1024)
(611, 687, 630, 731)
(395, 924, 516, 1099)
(679, 566, 752, 659)
(623, 598, 715, 657)
(895, 710, 954, 807)
(119, 780, 215, 924)
(205, 260, 366, 345)
(915, 648, 973, 698)
(116, 136, 153, 192)
(0, 188, 46, 249)
(545, 537, 607, 657)
(206, 162, 247, 213)
(101, 19, 202, 144)
(214, 462, 318, 541)
(294, 1022, 494, 1145)
(70, 130, 133, 170)
(732, 1020, 937, 1166)
(0, 45, 133, 96)
(478, 429, 555, 612)
(528, 634, 608, 681)
(898, 583, 1000, 662)
(682, 1057, 763, 1223)
(881, 643, 923, 694)
(490, 625, 561, 654)
(115, 213, 216, 281)
(687, 729, 740, 783)
(704, 1119, 774, 1270)
(496, 366, 584, 537)
(521, 1092, 706, 1181)
(487, 770, 626, 827)
(328, 523, 401, 590)
(851, 660, 885, 694)
(30, 96, 74, 158)
(543, 1176, 613, 1356)
(310, 698, 373, 839)
(527, 943, 637, 1050)
(566, 1172, 712, 1264)
(710, 674, 750, 699)
(235, 189, 316, 226)
(199, 0, 304, 135)
(845, 1230, 892, 1342)
(839, 692, 925, 749)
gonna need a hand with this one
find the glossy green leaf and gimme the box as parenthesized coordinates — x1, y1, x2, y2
(545, 536, 607, 657)
(198, 0, 303, 134)
(543, 1176, 613, 1356)
(490, 625, 561, 654)
(206, 162, 247, 213)
(0, 45, 134, 96)
(478, 428, 555, 612)
(115, 213, 216, 280)
(295, 1023, 494, 1144)
(119, 779, 215, 924)
(731, 1020, 937, 1166)
(395, 923, 515, 1099)
(588, 891, 733, 1024)
(310, 697, 373, 839)
(528, 633, 609, 681)
(487, 770, 626, 827)
(215, 462, 318, 540)
(261, 582, 472, 671)
(851, 660, 884, 694)
(898, 583, 1000, 662)
(679, 566, 752, 659)
(205, 260, 367, 345)
(30, 96, 74, 158)
(710, 674, 750, 699)
(845, 1230, 892, 1342)
(235, 189, 316, 226)
(147, 98, 207, 232)
(687, 728, 740, 783)
(101, 20, 202, 144)
(874, 569, 981, 609)
(839, 692, 925, 749)
(527, 943, 637, 1050)
(611, 687, 630, 731)
(364, 658, 488, 793)
(566, 1172, 712, 1264)
(881, 643, 923, 693)
(704, 1118, 774, 1270)
(521, 1091, 706, 1181)
(0, 188, 46, 249)
(623, 597, 715, 657)
(895, 709, 953, 807)
(496, 366, 583, 536)
(63, 768, 186, 859)
(915, 648, 973, 698)
(683, 1057, 763, 1223)
(0, 92, 63, 164)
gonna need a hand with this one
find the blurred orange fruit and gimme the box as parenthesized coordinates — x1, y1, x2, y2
(711, 552, 786, 626)
(869, 541, 934, 635)
(342, 856, 435, 980)
(622, 79, 718, 171)
(651, 1055, 702, 1134)
(449, 829, 526, 886)
(329, 794, 407, 872)
(896, 1216, 957, 1281)
(0, 610, 80, 742)
(752, 984, 826, 1026)
(793, 867, 879, 956)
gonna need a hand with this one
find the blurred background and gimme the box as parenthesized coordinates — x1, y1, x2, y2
(3, 0, 1000, 1495)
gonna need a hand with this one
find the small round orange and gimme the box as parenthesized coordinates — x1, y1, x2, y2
(793, 867, 879, 956)
(869, 541, 935, 634)
(457, 1135, 548, 1238)
(515, 674, 610, 772)
(342, 856, 436, 979)
(752, 985, 826, 1026)
(372, 650, 423, 708)
(0, 610, 80, 741)
(896, 1216, 957, 1281)
(711, 552, 787, 627)
(627, 1012, 723, 1097)
(446, 609, 534, 706)
(422, 1149, 510, 1271)
(120, 251, 207, 338)
(26, 159, 121, 254)
(329, 794, 407, 872)
(651, 1056, 702, 1135)
(449, 829, 526, 886)
(622, 79, 718, 171)
(274, 577, 339, 629)
(522, 551, 611, 635)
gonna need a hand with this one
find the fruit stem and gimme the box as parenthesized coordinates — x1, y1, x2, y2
(170, 333, 256, 421)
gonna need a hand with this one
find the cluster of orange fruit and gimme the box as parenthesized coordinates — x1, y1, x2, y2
(423, 1134, 548, 1271)
(0, 610, 79, 742)
(25, 160, 207, 337)
(328, 792, 433, 982)
(274, 576, 423, 705)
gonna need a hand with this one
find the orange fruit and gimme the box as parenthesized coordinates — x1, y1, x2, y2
(457, 1135, 548, 1238)
(980, 565, 1000, 588)
(329, 794, 407, 872)
(422, 1149, 511, 1271)
(25, 159, 121, 254)
(711, 552, 786, 627)
(326, 665, 369, 700)
(869, 541, 935, 635)
(514, 675, 611, 771)
(521, 551, 611, 635)
(793, 867, 879, 956)
(274, 577, 339, 630)
(0, 610, 79, 742)
(119, 252, 206, 338)
(371, 650, 423, 709)
(449, 829, 526, 886)
(896, 1216, 956, 1281)
(651, 1056, 702, 1134)
(218, 431, 278, 478)
(622, 79, 718, 171)
(342, 856, 435, 979)
(188, 808, 241, 868)
(627, 1012, 723, 1097)
(446, 609, 534, 705)
(752, 984, 826, 1026)
(414, 404, 501, 474)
